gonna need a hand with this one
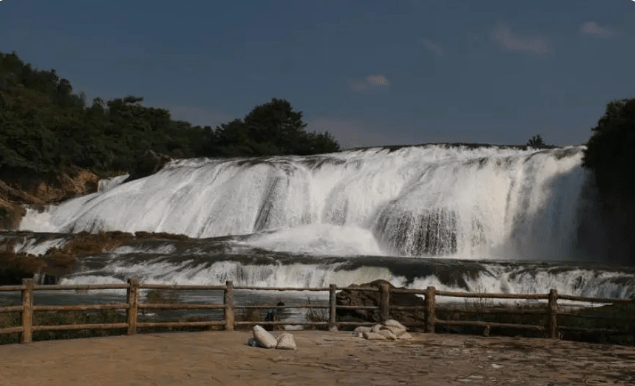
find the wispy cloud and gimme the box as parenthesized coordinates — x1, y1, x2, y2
(580, 22, 614, 38)
(491, 24, 549, 55)
(420, 38, 444, 57)
(349, 75, 391, 92)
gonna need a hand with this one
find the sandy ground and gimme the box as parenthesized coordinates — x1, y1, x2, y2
(1, 331, 634, 386)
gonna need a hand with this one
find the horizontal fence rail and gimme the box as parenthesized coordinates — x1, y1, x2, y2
(0, 280, 633, 344)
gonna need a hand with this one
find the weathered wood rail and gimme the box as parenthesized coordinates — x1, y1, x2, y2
(0, 280, 633, 344)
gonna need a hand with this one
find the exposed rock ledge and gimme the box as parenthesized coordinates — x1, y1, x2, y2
(0, 167, 99, 231)
(0, 231, 189, 285)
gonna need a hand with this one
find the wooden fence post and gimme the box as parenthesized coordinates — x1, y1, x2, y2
(127, 278, 139, 335)
(424, 286, 436, 333)
(379, 282, 390, 322)
(20, 279, 33, 344)
(224, 281, 234, 331)
(329, 284, 338, 331)
(548, 289, 558, 339)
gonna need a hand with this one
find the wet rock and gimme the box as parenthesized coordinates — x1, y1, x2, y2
(0, 167, 98, 230)
(0, 231, 191, 284)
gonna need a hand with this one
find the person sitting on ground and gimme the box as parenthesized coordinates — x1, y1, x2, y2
(264, 301, 285, 331)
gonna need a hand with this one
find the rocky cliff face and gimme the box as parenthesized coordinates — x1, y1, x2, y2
(0, 231, 189, 285)
(0, 167, 99, 231)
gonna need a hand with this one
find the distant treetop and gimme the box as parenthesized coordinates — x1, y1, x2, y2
(526, 134, 548, 149)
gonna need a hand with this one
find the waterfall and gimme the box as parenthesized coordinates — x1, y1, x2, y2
(20, 145, 589, 261)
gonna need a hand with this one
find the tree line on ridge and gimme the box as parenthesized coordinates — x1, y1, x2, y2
(0, 51, 340, 178)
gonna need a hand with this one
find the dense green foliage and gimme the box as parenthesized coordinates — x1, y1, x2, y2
(582, 97, 635, 265)
(583, 98, 635, 198)
(0, 51, 340, 176)
(212, 98, 340, 157)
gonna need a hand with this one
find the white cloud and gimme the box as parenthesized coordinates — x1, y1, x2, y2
(168, 106, 235, 127)
(491, 24, 549, 55)
(349, 75, 391, 92)
(580, 22, 614, 38)
(420, 38, 444, 57)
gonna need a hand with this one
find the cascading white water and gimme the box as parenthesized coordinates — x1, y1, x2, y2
(20, 145, 589, 261)
(55, 253, 635, 300)
(97, 174, 129, 192)
(5, 231, 634, 299)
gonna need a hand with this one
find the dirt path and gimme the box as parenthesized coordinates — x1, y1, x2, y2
(1, 331, 634, 385)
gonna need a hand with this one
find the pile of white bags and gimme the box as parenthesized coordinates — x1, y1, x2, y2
(248, 325, 297, 350)
(353, 319, 413, 341)
(246, 320, 412, 349)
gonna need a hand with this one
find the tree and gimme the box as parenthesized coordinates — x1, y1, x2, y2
(0, 51, 341, 179)
(209, 98, 341, 157)
(581, 97, 635, 265)
(526, 134, 547, 148)
(583, 98, 635, 197)
(242, 98, 310, 155)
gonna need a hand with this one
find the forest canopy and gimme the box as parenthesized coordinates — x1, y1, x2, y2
(0, 51, 340, 177)
(583, 97, 635, 198)
(581, 97, 635, 265)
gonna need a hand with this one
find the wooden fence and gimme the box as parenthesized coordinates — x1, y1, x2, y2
(0, 279, 633, 344)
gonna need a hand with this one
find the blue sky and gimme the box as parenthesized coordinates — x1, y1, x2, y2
(1, 0, 634, 149)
